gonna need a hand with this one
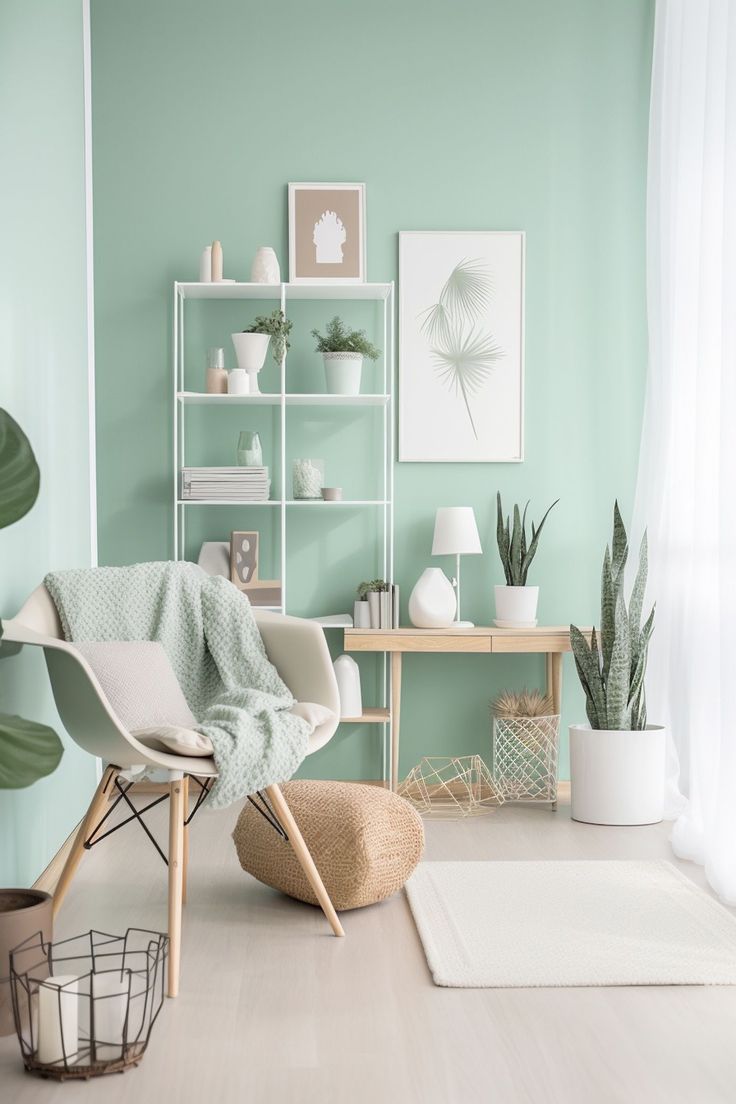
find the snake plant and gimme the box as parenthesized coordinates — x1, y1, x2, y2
(496, 493, 558, 586)
(570, 502, 655, 731)
(0, 409, 64, 787)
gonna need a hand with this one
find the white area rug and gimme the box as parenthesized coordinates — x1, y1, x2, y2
(405, 861, 736, 988)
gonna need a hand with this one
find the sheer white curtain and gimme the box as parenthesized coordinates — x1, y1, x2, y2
(635, 0, 736, 901)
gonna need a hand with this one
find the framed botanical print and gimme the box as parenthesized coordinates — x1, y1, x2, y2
(288, 183, 366, 283)
(399, 231, 525, 462)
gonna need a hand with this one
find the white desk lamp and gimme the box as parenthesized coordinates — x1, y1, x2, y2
(431, 507, 482, 628)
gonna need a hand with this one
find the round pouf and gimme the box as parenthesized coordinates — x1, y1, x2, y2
(232, 781, 425, 911)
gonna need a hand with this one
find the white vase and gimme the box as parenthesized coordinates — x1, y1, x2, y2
(323, 352, 363, 396)
(231, 332, 271, 394)
(250, 246, 280, 284)
(333, 654, 362, 718)
(408, 568, 456, 628)
(569, 724, 666, 825)
(227, 369, 250, 396)
(494, 585, 539, 626)
(353, 600, 370, 628)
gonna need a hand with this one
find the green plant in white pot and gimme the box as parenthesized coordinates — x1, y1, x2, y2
(0, 409, 63, 1034)
(231, 309, 292, 394)
(569, 502, 662, 826)
(312, 317, 380, 397)
(495, 493, 558, 626)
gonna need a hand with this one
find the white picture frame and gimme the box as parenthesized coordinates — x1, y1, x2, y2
(399, 231, 525, 462)
(288, 182, 366, 284)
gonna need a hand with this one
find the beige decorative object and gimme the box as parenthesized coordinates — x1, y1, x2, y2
(399, 755, 502, 818)
(491, 689, 560, 806)
(232, 780, 424, 911)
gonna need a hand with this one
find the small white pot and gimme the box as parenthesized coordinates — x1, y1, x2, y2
(231, 333, 271, 394)
(569, 724, 666, 825)
(227, 369, 250, 396)
(409, 568, 456, 628)
(353, 600, 371, 628)
(250, 246, 280, 283)
(494, 585, 539, 626)
(323, 352, 363, 396)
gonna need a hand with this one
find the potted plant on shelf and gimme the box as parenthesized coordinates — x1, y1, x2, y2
(495, 493, 558, 626)
(569, 502, 662, 825)
(311, 316, 381, 396)
(231, 309, 292, 394)
(0, 409, 64, 1034)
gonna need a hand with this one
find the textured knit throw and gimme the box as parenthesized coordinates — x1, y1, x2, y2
(44, 561, 310, 808)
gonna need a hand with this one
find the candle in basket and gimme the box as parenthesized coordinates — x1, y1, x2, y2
(37, 975, 79, 1066)
(92, 970, 130, 1061)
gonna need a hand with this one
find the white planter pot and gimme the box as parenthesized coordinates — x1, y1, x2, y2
(569, 724, 666, 826)
(409, 568, 456, 628)
(494, 585, 539, 626)
(227, 369, 250, 396)
(353, 599, 371, 628)
(231, 332, 271, 393)
(250, 246, 280, 283)
(323, 352, 363, 396)
(333, 654, 362, 719)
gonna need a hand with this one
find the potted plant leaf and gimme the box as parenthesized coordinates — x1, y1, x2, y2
(569, 502, 663, 825)
(495, 493, 558, 626)
(311, 317, 381, 396)
(231, 309, 292, 393)
(0, 409, 64, 1034)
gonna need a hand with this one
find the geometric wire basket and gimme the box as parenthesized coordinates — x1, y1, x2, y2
(9, 929, 167, 1080)
(492, 714, 560, 807)
(398, 755, 503, 818)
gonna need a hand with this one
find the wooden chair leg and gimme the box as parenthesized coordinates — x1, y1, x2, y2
(167, 774, 185, 998)
(181, 776, 190, 906)
(264, 784, 345, 938)
(52, 765, 117, 919)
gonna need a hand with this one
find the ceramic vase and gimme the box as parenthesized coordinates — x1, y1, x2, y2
(228, 369, 250, 396)
(569, 724, 666, 825)
(323, 352, 363, 396)
(333, 654, 362, 718)
(353, 600, 370, 628)
(237, 431, 262, 466)
(408, 568, 456, 628)
(250, 246, 280, 283)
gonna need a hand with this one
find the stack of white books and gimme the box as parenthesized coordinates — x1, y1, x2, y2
(180, 467, 271, 502)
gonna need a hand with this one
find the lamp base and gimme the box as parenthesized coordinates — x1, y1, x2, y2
(448, 620, 475, 629)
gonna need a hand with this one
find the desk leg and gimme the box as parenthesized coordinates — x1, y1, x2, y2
(391, 651, 402, 792)
(546, 652, 563, 811)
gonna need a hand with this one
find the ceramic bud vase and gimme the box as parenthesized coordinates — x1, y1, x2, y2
(408, 568, 457, 628)
(333, 654, 362, 719)
(250, 246, 280, 283)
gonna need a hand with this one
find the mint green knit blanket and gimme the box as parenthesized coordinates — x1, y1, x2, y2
(44, 562, 310, 808)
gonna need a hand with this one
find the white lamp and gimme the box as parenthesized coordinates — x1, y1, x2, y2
(431, 507, 482, 628)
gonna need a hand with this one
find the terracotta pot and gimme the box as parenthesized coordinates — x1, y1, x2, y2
(0, 888, 53, 1036)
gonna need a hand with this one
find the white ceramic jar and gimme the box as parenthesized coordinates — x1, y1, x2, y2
(250, 246, 280, 283)
(228, 369, 250, 396)
(408, 568, 456, 628)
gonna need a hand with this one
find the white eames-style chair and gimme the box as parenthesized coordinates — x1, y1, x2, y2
(4, 585, 345, 997)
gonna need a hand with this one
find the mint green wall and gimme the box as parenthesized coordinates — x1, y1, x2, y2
(92, 0, 653, 781)
(0, 0, 97, 884)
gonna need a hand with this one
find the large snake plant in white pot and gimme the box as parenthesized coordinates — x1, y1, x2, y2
(569, 503, 663, 825)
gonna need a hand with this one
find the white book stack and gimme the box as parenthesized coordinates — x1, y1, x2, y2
(181, 467, 271, 502)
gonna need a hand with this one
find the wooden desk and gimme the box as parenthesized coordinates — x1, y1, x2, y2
(344, 626, 577, 791)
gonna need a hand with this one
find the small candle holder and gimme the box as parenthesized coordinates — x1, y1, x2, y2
(9, 928, 167, 1080)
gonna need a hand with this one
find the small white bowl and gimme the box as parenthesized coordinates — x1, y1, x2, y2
(321, 487, 343, 501)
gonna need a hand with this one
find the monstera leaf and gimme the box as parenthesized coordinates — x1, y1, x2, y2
(0, 408, 40, 529)
(0, 714, 64, 788)
(0, 407, 64, 787)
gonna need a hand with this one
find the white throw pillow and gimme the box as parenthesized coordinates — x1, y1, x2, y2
(74, 641, 196, 731)
(289, 702, 336, 731)
(132, 725, 214, 757)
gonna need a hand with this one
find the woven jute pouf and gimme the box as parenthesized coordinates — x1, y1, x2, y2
(232, 780, 425, 911)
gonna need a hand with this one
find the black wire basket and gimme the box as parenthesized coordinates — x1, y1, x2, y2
(9, 928, 167, 1080)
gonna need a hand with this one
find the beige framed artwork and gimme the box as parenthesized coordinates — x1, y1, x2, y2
(288, 183, 366, 283)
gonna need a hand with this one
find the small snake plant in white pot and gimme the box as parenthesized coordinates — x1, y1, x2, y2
(311, 316, 381, 396)
(569, 502, 663, 826)
(494, 493, 558, 627)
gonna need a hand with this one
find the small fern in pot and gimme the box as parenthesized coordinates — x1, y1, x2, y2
(494, 493, 558, 626)
(568, 502, 664, 826)
(312, 317, 380, 397)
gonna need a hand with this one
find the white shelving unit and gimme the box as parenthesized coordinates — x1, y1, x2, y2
(173, 280, 395, 777)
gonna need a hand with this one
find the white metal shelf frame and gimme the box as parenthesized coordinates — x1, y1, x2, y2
(172, 280, 395, 779)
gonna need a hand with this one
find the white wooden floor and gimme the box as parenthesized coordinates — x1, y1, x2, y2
(3, 794, 736, 1104)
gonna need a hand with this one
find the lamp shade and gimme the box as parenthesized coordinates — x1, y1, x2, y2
(431, 507, 482, 556)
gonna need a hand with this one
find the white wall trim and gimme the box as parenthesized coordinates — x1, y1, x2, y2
(82, 0, 97, 568)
